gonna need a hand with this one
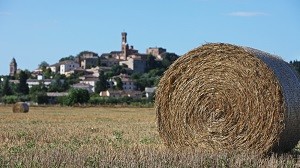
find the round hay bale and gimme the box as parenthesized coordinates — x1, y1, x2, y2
(155, 43, 300, 154)
(13, 102, 29, 113)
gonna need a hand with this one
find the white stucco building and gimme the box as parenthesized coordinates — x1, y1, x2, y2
(60, 60, 80, 75)
(79, 77, 99, 92)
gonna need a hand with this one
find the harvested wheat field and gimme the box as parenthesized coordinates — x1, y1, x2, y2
(156, 43, 300, 155)
(0, 105, 299, 167)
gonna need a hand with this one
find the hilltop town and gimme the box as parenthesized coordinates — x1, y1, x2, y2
(2, 32, 300, 106)
(0, 32, 179, 105)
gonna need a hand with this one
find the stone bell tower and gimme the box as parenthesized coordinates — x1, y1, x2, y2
(9, 58, 17, 77)
(121, 32, 129, 60)
(121, 32, 127, 44)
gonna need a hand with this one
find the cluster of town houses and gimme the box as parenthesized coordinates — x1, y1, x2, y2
(8, 32, 171, 99)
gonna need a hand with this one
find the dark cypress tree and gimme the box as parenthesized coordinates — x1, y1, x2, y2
(17, 70, 29, 95)
(95, 71, 108, 93)
(115, 77, 123, 90)
(2, 77, 13, 96)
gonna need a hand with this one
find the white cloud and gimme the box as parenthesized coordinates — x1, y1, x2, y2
(228, 11, 268, 17)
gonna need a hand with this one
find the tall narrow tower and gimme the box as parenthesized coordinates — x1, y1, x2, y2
(9, 58, 17, 77)
(121, 32, 127, 44)
(121, 32, 129, 60)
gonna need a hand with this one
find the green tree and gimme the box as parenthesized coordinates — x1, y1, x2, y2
(2, 77, 13, 96)
(47, 74, 69, 91)
(59, 55, 75, 62)
(131, 69, 163, 91)
(44, 68, 53, 79)
(2, 95, 18, 104)
(35, 92, 49, 104)
(161, 52, 179, 69)
(17, 70, 29, 95)
(29, 83, 47, 95)
(110, 65, 127, 76)
(24, 69, 32, 79)
(39, 61, 49, 72)
(15, 69, 31, 80)
(65, 73, 80, 87)
(97, 57, 102, 67)
(146, 55, 158, 72)
(64, 89, 90, 106)
(29, 82, 48, 104)
(115, 77, 123, 90)
(48, 79, 65, 92)
(95, 71, 108, 93)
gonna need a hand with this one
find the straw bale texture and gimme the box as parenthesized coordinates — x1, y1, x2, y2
(155, 43, 300, 154)
(12, 102, 29, 113)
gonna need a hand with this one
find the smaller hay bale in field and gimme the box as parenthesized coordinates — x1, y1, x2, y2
(12, 102, 29, 113)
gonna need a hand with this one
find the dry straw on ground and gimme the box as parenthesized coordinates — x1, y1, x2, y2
(12, 102, 29, 113)
(155, 43, 300, 155)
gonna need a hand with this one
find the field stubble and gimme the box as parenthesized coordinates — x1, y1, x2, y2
(0, 105, 299, 167)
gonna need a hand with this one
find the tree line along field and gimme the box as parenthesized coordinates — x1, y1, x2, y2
(0, 106, 299, 167)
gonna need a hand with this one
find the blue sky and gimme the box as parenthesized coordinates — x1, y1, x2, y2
(0, 0, 299, 75)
